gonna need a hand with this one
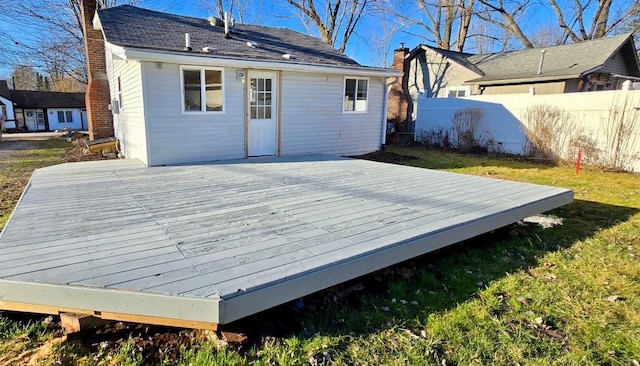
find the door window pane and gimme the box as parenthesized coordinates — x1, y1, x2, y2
(250, 77, 274, 119)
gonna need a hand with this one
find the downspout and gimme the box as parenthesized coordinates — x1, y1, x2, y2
(381, 77, 394, 150)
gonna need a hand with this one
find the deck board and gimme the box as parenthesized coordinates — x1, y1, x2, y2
(0, 156, 573, 325)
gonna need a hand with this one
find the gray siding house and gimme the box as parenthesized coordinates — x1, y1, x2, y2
(388, 34, 640, 128)
(90, 5, 399, 166)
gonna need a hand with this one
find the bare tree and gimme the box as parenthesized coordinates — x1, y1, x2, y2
(366, 2, 403, 67)
(477, 0, 636, 49)
(419, 0, 475, 51)
(0, 0, 140, 91)
(284, 0, 371, 53)
(476, 0, 533, 48)
(388, 0, 475, 51)
(547, 0, 617, 42)
(465, 19, 514, 53)
(10, 64, 42, 91)
(201, 0, 272, 24)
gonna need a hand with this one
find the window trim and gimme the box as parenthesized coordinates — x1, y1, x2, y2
(446, 86, 471, 98)
(342, 77, 369, 113)
(180, 66, 225, 114)
(57, 110, 74, 123)
(117, 76, 124, 111)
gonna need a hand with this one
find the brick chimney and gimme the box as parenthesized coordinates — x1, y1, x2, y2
(81, 0, 113, 140)
(387, 45, 410, 128)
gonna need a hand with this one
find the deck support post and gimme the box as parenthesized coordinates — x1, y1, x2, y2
(60, 313, 111, 334)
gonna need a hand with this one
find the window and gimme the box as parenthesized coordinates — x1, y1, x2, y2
(117, 76, 123, 110)
(447, 87, 469, 98)
(343, 78, 368, 112)
(57, 111, 73, 123)
(250, 77, 272, 119)
(181, 67, 224, 113)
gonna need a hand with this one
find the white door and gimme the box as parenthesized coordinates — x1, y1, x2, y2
(24, 110, 37, 131)
(248, 71, 277, 157)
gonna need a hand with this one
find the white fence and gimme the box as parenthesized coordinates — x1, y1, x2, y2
(414, 90, 640, 171)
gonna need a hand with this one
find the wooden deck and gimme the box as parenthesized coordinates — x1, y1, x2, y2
(0, 156, 573, 327)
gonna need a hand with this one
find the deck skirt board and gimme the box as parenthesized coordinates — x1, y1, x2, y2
(0, 156, 573, 325)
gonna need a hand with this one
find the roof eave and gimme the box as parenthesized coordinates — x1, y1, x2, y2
(417, 45, 484, 77)
(465, 73, 581, 86)
(108, 43, 401, 77)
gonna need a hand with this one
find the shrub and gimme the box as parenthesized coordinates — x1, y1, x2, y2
(451, 107, 484, 153)
(521, 104, 578, 161)
(600, 94, 640, 171)
(416, 126, 451, 149)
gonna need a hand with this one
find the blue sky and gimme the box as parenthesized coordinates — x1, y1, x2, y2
(0, 0, 630, 78)
(0, 0, 406, 77)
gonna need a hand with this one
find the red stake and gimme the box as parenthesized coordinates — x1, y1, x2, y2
(576, 149, 582, 174)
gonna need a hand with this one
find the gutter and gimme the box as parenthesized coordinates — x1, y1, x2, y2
(108, 43, 401, 78)
(465, 73, 581, 86)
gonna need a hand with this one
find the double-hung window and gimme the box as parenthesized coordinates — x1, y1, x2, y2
(57, 111, 73, 123)
(447, 86, 470, 98)
(343, 78, 368, 112)
(181, 67, 224, 113)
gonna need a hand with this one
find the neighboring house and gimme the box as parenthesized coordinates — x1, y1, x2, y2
(0, 81, 14, 131)
(0, 80, 87, 132)
(388, 34, 640, 127)
(84, 2, 399, 166)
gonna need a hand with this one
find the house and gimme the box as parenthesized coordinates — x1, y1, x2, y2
(83, 1, 399, 166)
(0, 81, 14, 131)
(0, 80, 87, 132)
(388, 34, 640, 128)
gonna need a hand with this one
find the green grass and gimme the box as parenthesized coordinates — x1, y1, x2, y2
(0, 138, 69, 231)
(1, 142, 639, 365)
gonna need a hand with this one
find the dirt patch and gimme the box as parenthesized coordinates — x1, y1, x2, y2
(61, 133, 112, 163)
(63, 140, 110, 163)
(0, 334, 66, 366)
(350, 151, 418, 164)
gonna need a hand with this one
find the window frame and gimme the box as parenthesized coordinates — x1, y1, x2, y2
(446, 86, 470, 98)
(57, 110, 74, 123)
(180, 66, 225, 114)
(117, 76, 124, 111)
(342, 77, 369, 113)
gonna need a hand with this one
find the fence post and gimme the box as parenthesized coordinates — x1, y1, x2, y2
(576, 149, 582, 174)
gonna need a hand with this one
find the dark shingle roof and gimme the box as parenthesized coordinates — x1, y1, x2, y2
(417, 34, 638, 84)
(0, 80, 11, 100)
(9, 90, 85, 109)
(97, 5, 360, 67)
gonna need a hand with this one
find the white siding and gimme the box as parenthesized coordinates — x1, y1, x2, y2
(413, 49, 481, 99)
(280, 72, 384, 156)
(106, 46, 148, 165)
(47, 109, 84, 130)
(141, 62, 245, 166)
(0, 96, 15, 129)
